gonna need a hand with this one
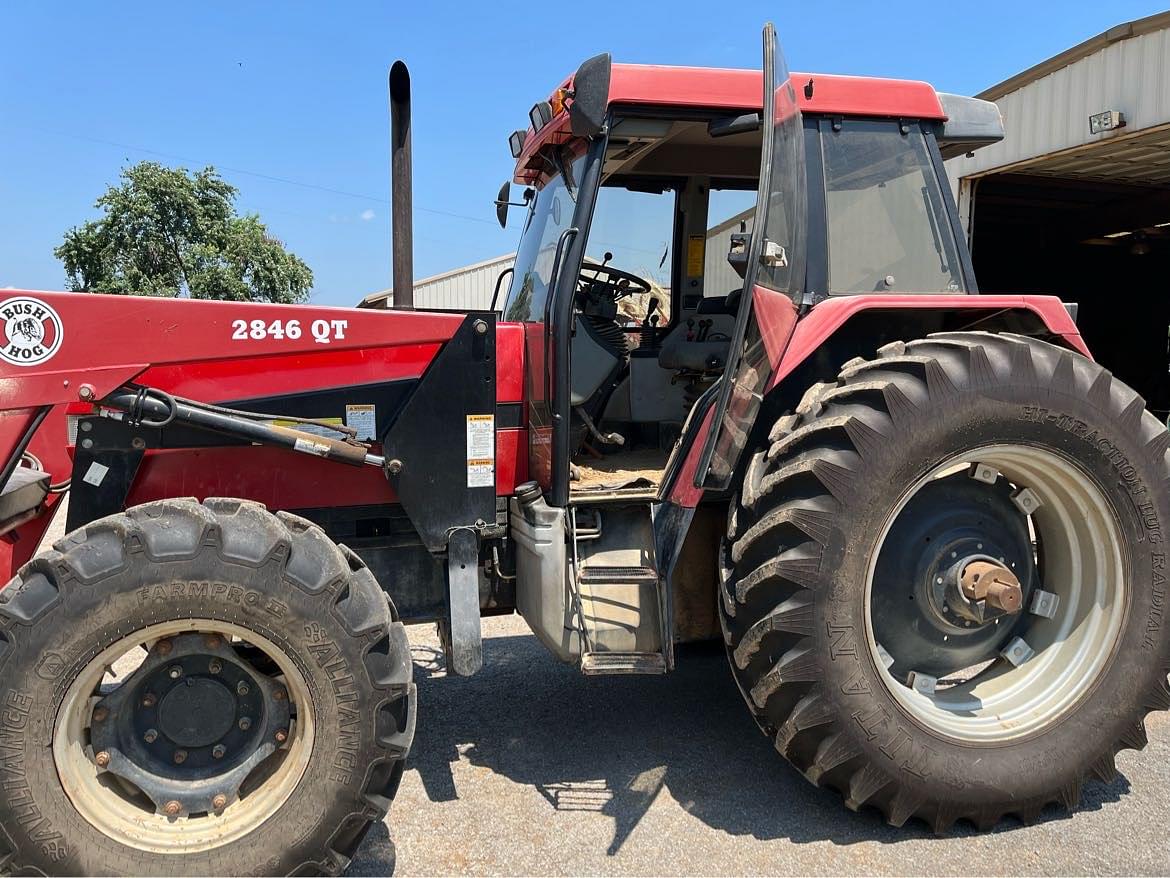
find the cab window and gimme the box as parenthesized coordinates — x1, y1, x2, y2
(822, 119, 964, 294)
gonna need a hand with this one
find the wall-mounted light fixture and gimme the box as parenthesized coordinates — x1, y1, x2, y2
(1089, 109, 1126, 134)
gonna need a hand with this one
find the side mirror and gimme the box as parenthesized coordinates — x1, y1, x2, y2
(494, 182, 534, 229)
(568, 53, 611, 137)
(495, 181, 511, 229)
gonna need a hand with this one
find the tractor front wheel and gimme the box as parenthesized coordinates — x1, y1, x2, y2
(0, 498, 415, 875)
(721, 332, 1170, 832)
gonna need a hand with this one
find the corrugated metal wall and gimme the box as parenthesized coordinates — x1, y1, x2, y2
(363, 254, 515, 310)
(414, 254, 515, 310)
(946, 24, 1170, 184)
(703, 209, 754, 298)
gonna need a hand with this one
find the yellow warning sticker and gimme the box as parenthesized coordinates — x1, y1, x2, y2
(686, 234, 705, 276)
(466, 414, 495, 488)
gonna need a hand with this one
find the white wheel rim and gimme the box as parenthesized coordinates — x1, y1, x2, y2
(53, 619, 315, 854)
(865, 444, 1126, 743)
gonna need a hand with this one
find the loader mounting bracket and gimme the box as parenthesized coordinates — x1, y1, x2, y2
(66, 416, 148, 532)
(382, 313, 497, 552)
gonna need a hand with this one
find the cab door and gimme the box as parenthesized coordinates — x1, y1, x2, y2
(695, 23, 808, 489)
(500, 148, 590, 494)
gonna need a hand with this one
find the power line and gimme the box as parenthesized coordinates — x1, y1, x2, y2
(14, 125, 500, 227)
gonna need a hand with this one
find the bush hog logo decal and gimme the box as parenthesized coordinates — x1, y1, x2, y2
(0, 297, 63, 367)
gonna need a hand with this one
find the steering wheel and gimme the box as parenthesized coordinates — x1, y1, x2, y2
(577, 263, 653, 301)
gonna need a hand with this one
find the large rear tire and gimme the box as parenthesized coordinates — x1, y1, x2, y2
(0, 498, 415, 875)
(721, 332, 1170, 832)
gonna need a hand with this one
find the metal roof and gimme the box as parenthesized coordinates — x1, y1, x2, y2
(946, 12, 1170, 188)
(978, 10, 1170, 102)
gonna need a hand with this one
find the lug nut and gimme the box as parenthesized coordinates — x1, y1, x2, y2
(156, 639, 173, 657)
(208, 658, 223, 674)
(238, 717, 252, 731)
(94, 750, 111, 768)
(142, 693, 157, 708)
(236, 681, 250, 696)
(173, 749, 188, 764)
(92, 706, 108, 723)
(164, 800, 181, 816)
(212, 794, 228, 811)
(274, 729, 288, 744)
(205, 634, 222, 649)
(168, 665, 183, 680)
(144, 728, 159, 743)
(212, 744, 226, 759)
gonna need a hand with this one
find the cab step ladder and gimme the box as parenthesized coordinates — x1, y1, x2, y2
(569, 504, 669, 675)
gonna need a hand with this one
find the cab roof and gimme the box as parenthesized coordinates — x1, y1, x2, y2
(514, 63, 947, 183)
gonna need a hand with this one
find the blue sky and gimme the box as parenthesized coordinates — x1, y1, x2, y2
(1, 1, 1166, 306)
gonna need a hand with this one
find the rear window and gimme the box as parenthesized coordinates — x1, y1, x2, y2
(822, 120, 964, 294)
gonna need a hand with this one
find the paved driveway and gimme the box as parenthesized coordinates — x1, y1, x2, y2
(348, 615, 1170, 876)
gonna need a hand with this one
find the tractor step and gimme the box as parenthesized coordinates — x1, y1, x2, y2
(569, 503, 671, 675)
(578, 565, 658, 584)
(581, 651, 667, 675)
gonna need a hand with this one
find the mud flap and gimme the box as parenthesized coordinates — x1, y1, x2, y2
(445, 528, 483, 676)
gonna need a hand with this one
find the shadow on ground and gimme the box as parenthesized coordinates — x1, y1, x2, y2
(410, 631, 1124, 850)
(348, 627, 1130, 875)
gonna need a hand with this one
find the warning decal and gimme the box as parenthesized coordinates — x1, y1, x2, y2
(466, 414, 495, 488)
(345, 404, 376, 441)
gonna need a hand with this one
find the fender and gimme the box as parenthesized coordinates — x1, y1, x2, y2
(661, 292, 1089, 508)
(763, 293, 1088, 394)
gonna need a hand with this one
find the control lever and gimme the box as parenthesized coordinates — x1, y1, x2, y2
(575, 407, 624, 447)
(641, 296, 661, 349)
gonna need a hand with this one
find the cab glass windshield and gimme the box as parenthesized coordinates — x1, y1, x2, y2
(502, 151, 587, 322)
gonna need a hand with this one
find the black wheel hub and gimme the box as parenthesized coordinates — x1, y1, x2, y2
(158, 677, 237, 748)
(89, 632, 291, 816)
(871, 471, 1036, 679)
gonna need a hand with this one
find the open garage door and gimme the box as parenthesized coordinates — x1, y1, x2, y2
(968, 144, 1170, 421)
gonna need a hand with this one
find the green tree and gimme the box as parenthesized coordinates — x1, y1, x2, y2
(55, 161, 312, 303)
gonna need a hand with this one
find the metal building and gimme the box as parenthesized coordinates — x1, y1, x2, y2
(360, 253, 515, 311)
(944, 10, 1170, 420)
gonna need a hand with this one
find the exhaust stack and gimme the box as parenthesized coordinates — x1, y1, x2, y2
(389, 61, 414, 310)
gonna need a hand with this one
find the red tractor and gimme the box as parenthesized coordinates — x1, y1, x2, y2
(1, 25, 1167, 875)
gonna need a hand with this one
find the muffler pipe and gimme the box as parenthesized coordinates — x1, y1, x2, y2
(389, 60, 414, 310)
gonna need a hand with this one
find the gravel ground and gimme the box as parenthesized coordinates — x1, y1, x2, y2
(37, 505, 1170, 876)
(348, 614, 1170, 877)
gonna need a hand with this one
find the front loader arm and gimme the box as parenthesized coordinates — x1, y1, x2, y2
(0, 290, 468, 579)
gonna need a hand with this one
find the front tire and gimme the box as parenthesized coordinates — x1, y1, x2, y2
(721, 332, 1170, 832)
(0, 498, 415, 875)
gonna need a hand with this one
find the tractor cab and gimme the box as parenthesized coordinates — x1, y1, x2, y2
(495, 30, 1004, 673)
(498, 42, 991, 507)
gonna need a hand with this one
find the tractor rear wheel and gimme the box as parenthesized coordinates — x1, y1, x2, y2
(721, 332, 1170, 832)
(0, 498, 415, 875)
